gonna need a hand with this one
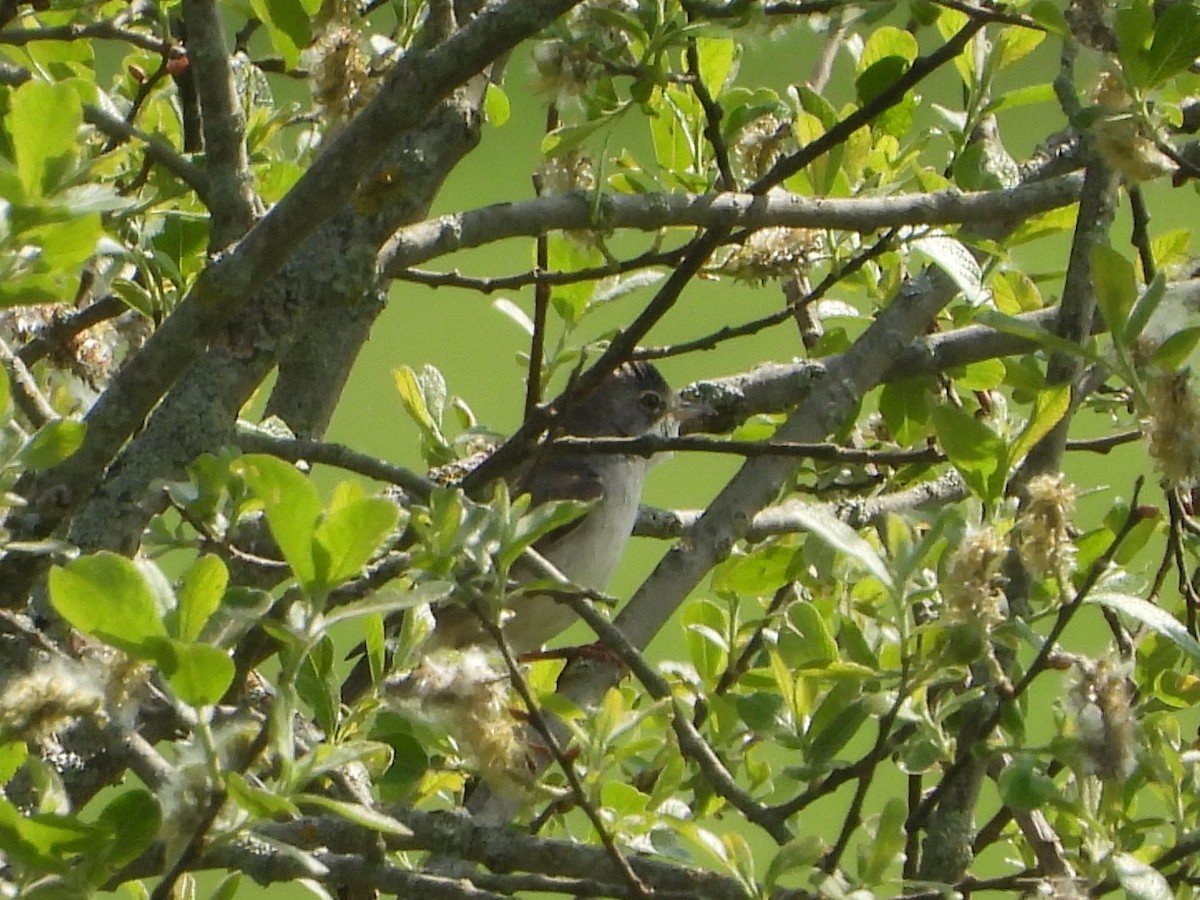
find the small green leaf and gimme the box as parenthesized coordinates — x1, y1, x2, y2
(1151, 326, 1200, 369)
(94, 790, 161, 870)
(1143, 3, 1200, 87)
(783, 601, 839, 668)
(1008, 383, 1070, 467)
(20, 420, 85, 471)
(501, 497, 589, 571)
(7, 80, 82, 196)
(0, 743, 27, 785)
(931, 404, 1008, 502)
(297, 636, 338, 736)
(296, 793, 413, 836)
(912, 234, 984, 304)
(1091, 245, 1137, 337)
(996, 753, 1056, 810)
(1089, 592, 1200, 665)
(857, 798, 906, 884)
(160, 640, 235, 708)
(542, 116, 610, 157)
(172, 554, 228, 642)
(856, 56, 909, 106)
(322, 581, 452, 629)
(765, 836, 823, 889)
(1028, 0, 1069, 35)
(780, 503, 893, 589)
(236, 454, 321, 587)
(249, 0, 310, 70)
(878, 378, 931, 447)
(49, 553, 168, 658)
(695, 36, 738, 96)
(995, 27, 1044, 70)
(954, 359, 1006, 392)
(226, 772, 301, 819)
(0, 796, 98, 871)
(1124, 271, 1167, 344)
(483, 82, 510, 126)
(312, 497, 400, 590)
(860, 26, 919, 69)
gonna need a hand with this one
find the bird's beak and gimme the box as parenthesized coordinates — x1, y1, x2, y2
(670, 393, 715, 434)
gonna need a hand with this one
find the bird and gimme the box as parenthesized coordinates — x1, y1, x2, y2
(493, 360, 685, 653)
(343, 361, 697, 702)
(433, 360, 690, 654)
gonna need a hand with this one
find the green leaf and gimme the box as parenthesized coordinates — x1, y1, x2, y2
(249, 0, 311, 70)
(878, 378, 931, 446)
(322, 581, 452, 629)
(783, 602, 839, 667)
(1151, 326, 1200, 369)
(1089, 593, 1200, 665)
(975, 310, 1104, 366)
(860, 26, 919, 69)
(160, 640, 235, 708)
(0, 743, 27, 785)
(296, 793, 413, 836)
(501, 497, 589, 571)
(48, 553, 168, 658)
(984, 83, 1056, 115)
(1008, 383, 1070, 467)
(226, 772, 302, 819)
(856, 56, 909, 106)
(683, 598, 729, 681)
(805, 685, 868, 763)
(542, 115, 611, 157)
(7, 80, 82, 197)
(172, 554, 228, 642)
(953, 359, 1006, 392)
(931, 404, 1007, 502)
(765, 836, 823, 890)
(1112, 851, 1173, 900)
(996, 753, 1056, 810)
(0, 796, 98, 871)
(912, 234, 983, 304)
(1091, 245, 1137, 337)
(29, 214, 103, 271)
(1028, 0, 1069, 35)
(780, 503, 893, 589)
(313, 497, 399, 590)
(995, 28, 1044, 70)
(236, 454, 321, 587)
(695, 36, 737, 96)
(94, 790, 161, 870)
(20, 419, 85, 471)
(1124, 271, 1167, 344)
(297, 635, 338, 736)
(483, 83, 510, 127)
(857, 798, 906, 884)
(1143, 3, 1200, 87)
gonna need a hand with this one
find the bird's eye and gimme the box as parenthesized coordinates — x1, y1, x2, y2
(638, 390, 665, 415)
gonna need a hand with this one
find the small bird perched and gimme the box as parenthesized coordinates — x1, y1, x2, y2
(347, 362, 694, 703)
(494, 360, 683, 652)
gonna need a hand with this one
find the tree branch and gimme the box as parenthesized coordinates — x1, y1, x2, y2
(380, 175, 1083, 275)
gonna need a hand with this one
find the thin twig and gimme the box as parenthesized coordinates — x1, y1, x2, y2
(0, 335, 57, 427)
(634, 229, 897, 359)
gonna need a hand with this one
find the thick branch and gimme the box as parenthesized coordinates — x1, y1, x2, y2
(380, 174, 1083, 275)
(181, 0, 258, 248)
